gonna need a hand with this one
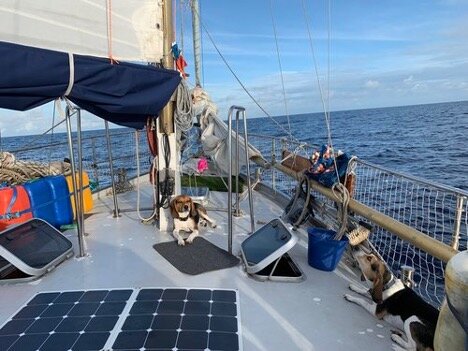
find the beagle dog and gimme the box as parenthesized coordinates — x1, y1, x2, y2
(170, 195, 216, 246)
(344, 249, 439, 351)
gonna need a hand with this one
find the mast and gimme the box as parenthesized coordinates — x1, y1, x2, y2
(160, 0, 175, 135)
(191, 0, 202, 86)
(158, 0, 180, 231)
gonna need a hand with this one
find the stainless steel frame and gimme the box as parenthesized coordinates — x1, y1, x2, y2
(65, 106, 85, 257)
(227, 106, 255, 254)
(105, 120, 120, 217)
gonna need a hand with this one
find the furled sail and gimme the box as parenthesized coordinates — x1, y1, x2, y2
(0, 0, 164, 62)
(0, 41, 181, 129)
(192, 87, 261, 175)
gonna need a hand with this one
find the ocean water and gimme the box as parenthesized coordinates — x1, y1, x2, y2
(247, 100, 468, 191)
(2, 101, 466, 191)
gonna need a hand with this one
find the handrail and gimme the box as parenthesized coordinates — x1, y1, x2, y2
(251, 156, 458, 263)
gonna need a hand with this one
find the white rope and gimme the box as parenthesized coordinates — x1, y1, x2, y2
(135, 130, 158, 222)
(174, 80, 194, 132)
(332, 182, 350, 240)
(278, 143, 307, 164)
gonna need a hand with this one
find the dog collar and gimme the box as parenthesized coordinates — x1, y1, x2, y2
(367, 276, 397, 297)
(178, 215, 190, 221)
(384, 276, 396, 290)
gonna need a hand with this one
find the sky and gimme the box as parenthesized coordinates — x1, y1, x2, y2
(1, 0, 468, 136)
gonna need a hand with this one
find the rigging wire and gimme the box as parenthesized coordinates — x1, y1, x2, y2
(302, 0, 349, 239)
(179, 0, 185, 53)
(13, 115, 67, 152)
(199, 0, 205, 87)
(300, 0, 339, 180)
(47, 101, 57, 170)
(190, 4, 297, 141)
(269, 0, 292, 140)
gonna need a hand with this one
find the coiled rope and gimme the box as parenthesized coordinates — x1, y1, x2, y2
(0, 152, 70, 185)
(174, 80, 194, 132)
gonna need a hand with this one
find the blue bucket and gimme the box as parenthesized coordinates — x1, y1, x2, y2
(307, 228, 349, 271)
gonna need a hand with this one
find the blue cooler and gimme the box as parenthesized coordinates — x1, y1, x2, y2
(307, 227, 348, 271)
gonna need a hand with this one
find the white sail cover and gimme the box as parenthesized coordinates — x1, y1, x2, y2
(192, 87, 262, 175)
(0, 0, 164, 62)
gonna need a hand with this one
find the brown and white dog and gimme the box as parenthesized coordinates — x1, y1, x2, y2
(170, 195, 216, 246)
(344, 249, 439, 351)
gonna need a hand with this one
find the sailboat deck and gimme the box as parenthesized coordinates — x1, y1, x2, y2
(0, 181, 396, 350)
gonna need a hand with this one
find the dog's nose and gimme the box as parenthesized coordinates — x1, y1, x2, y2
(183, 205, 189, 211)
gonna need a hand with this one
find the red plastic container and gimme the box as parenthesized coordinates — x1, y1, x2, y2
(0, 186, 33, 231)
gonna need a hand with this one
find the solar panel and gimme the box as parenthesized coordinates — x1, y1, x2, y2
(0, 288, 241, 351)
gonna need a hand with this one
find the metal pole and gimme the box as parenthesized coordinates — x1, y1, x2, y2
(65, 107, 85, 257)
(104, 121, 120, 217)
(91, 137, 99, 191)
(160, 0, 175, 135)
(451, 195, 465, 250)
(191, 0, 202, 86)
(234, 111, 241, 216)
(272, 138, 276, 192)
(227, 107, 234, 254)
(76, 109, 85, 237)
(242, 109, 255, 233)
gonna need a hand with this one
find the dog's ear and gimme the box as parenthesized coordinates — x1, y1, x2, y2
(169, 199, 179, 219)
(371, 265, 384, 304)
(190, 200, 198, 217)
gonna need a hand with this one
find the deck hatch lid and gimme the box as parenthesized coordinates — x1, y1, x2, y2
(240, 218, 298, 274)
(0, 218, 73, 281)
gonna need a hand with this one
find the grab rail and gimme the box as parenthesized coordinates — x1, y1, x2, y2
(227, 106, 255, 254)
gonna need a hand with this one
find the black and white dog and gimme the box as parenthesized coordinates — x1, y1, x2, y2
(344, 249, 439, 351)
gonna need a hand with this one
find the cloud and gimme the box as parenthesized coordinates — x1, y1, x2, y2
(364, 80, 380, 89)
(403, 75, 414, 84)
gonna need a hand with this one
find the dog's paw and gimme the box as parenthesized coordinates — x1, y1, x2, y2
(391, 333, 408, 348)
(343, 293, 354, 302)
(177, 239, 185, 246)
(391, 344, 406, 351)
(349, 284, 359, 292)
(390, 329, 403, 337)
(186, 236, 195, 244)
(199, 220, 208, 228)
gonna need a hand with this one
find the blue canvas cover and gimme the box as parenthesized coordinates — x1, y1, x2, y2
(0, 41, 181, 129)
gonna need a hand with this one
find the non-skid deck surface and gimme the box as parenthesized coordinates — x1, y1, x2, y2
(0, 288, 241, 351)
(153, 237, 240, 275)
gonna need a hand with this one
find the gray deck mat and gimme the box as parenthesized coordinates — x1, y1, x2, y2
(153, 237, 240, 275)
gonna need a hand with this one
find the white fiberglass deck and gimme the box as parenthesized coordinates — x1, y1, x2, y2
(0, 181, 396, 351)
